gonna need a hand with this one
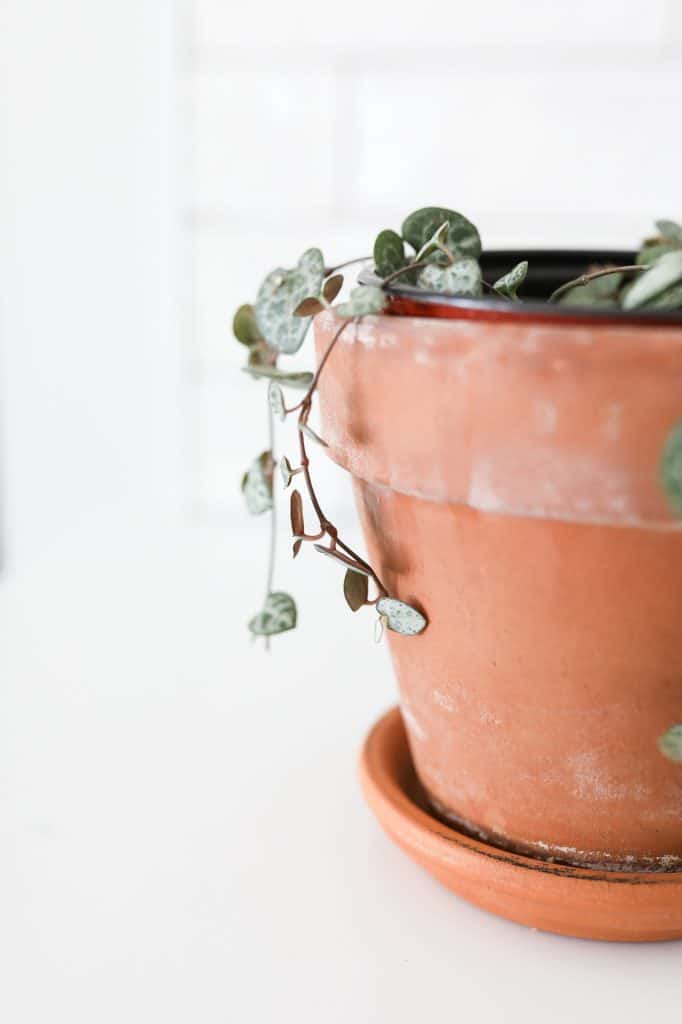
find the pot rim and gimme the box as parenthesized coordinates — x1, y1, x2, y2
(359, 249, 682, 329)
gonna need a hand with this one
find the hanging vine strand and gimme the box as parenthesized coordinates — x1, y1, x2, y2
(236, 209, 682, 649)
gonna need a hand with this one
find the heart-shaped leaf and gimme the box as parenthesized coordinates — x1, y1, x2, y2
(293, 296, 325, 318)
(233, 304, 263, 347)
(343, 569, 368, 612)
(290, 489, 304, 537)
(249, 591, 297, 636)
(374, 229, 406, 279)
(241, 451, 274, 515)
(241, 366, 313, 390)
(655, 219, 682, 246)
(313, 544, 371, 575)
(255, 248, 325, 354)
(658, 723, 682, 762)
(418, 260, 482, 298)
(267, 380, 286, 422)
(334, 285, 386, 319)
(622, 251, 682, 310)
(661, 420, 682, 515)
(299, 422, 328, 447)
(402, 208, 481, 260)
(493, 260, 528, 299)
(323, 274, 344, 303)
(376, 596, 427, 636)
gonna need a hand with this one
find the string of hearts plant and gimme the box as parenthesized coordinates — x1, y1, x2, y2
(237, 259, 425, 647)
(234, 207, 682, 645)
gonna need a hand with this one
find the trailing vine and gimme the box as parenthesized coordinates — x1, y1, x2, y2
(234, 207, 682, 653)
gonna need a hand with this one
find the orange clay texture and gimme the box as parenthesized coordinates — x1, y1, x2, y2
(315, 310, 682, 870)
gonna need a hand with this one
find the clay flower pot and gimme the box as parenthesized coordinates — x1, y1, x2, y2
(314, 251, 682, 885)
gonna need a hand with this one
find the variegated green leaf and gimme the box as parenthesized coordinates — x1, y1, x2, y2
(622, 251, 682, 311)
(661, 420, 682, 515)
(656, 219, 682, 245)
(658, 723, 682, 763)
(334, 285, 387, 319)
(417, 260, 482, 298)
(241, 451, 274, 515)
(248, 591, 297, 636)
(402, 207, 481, 260)
(493, 260, 528, 299)
(267, 380, 286, 422)
(376, 596, 427, 636)
(255, 248, 325, 354)
(241, 365, 313, 390)
(374, 229, 406, 278)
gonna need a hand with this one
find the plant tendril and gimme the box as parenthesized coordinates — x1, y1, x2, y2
(548, 264, 647, 304)
(293, 317, 388, 598)
(239, 211, 682, 643)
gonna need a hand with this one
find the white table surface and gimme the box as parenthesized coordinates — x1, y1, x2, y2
(2, 525, 681, 1024)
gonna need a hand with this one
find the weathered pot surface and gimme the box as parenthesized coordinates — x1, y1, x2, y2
(315, 252, 682, 874)
(360, 707, 682, 942)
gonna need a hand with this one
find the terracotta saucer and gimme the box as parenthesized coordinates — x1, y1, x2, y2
(359, 707, 682, 942)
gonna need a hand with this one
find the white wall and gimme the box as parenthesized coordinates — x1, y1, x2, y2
(0, 1, 182, 572)
(186, 1, 682, 525)
(2, 2, 682, 570)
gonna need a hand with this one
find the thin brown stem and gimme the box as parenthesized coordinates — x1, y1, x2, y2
(381, 261, 429, 287)
(298, 429, 330, 530)
(284, 398, 305, 415)
(295, 317, 388, 597)
(548, 264, 648, 304)
(481, 279, 507, 298)
(436, 242, 455, 264)
(325, 255, 372, 275)
(334, 537, 384, 588)
(284, 321, 349, 417)
(296, 317, 351, 412)
(299, 529, 325, 542)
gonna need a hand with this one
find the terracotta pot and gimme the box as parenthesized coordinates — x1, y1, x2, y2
(314, 252, 682, 872)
